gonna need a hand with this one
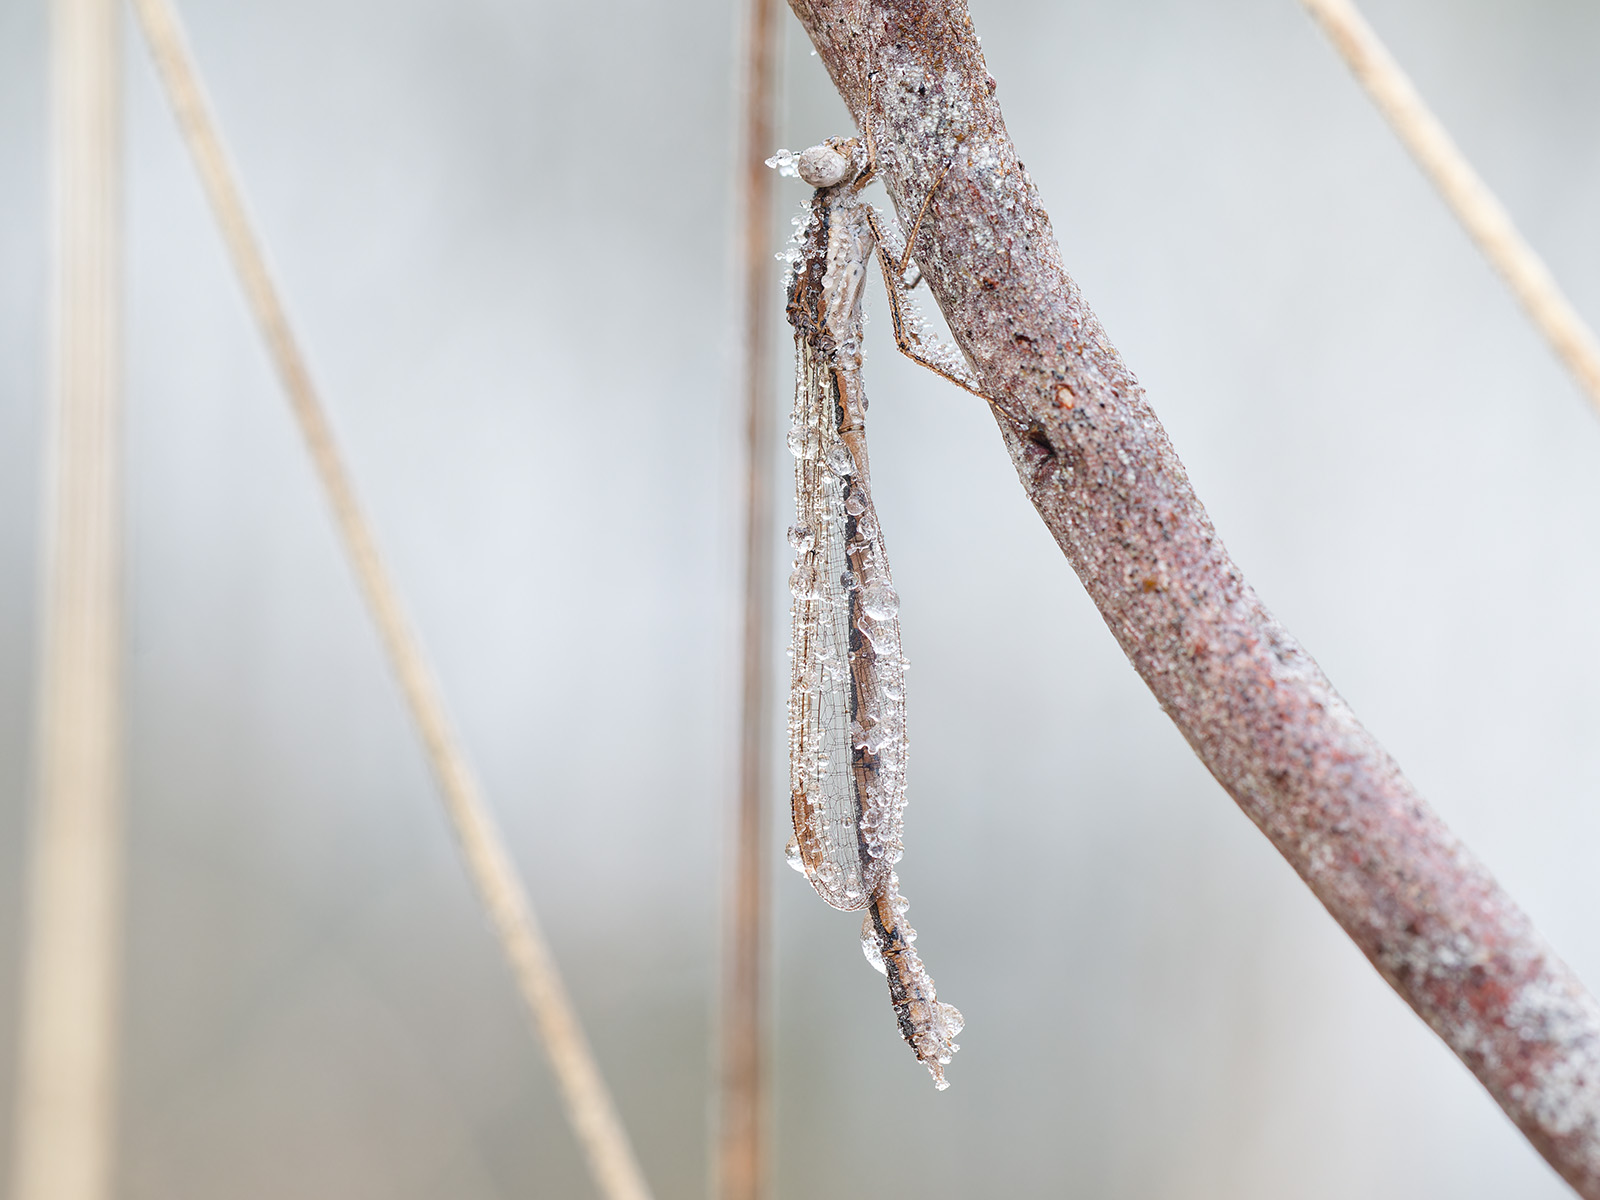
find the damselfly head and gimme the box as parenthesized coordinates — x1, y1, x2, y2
(796, 138, 862, 189)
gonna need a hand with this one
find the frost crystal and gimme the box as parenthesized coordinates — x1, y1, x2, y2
(765, 148, 801, 178)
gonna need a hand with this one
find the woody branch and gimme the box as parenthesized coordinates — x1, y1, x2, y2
(785, 0, 1600, 1194)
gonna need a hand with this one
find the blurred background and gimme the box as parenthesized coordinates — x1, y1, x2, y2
(2, 0, 1599, 1196)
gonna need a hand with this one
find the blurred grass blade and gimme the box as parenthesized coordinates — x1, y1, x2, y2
(1299, 0, 1600, 416)
(717, 0, 779, 1195)
(126, 1, 653, 1197)
(10, 1, 124, 1198)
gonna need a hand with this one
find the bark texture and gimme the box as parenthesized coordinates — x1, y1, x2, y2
(786, 1, 1600, 1193)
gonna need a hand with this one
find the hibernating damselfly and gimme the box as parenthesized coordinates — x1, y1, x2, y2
(770, 135, 991, 1089)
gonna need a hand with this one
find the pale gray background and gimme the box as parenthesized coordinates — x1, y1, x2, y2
(2, 0, 1598, 1196)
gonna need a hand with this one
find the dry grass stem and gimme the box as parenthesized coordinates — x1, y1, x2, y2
(127, 2, 653, 1197)
(9, 2, 124, 1198)
(788, 0, 1600, 1193)
(1300, 0, 1600, 415)
(717, 0, 780, 1195)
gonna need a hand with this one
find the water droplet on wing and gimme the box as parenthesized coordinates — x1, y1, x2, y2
(860, 584, 900, 620)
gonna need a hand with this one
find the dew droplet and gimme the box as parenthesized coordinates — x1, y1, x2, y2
(787, 524, 814, 553)
(825, 443, 854, 477)
(784, 838, 806, 873)
(861, 914, 887, 974)
(817, 860, 842, 886)
(940, 1002, 965, 1035)
(860, 584, 900, 620)
(862, 620, 898, 655)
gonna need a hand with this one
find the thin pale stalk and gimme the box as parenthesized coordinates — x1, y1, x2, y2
(1300, 0, 1600, 415)
(9, 2, 123, 1199)
(787, 1, 1600, 1194)
(126, 3, 652, 1198)
(717, 0, 779, 1195)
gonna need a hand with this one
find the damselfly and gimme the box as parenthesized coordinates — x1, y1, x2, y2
(770, 136, 987, 1089)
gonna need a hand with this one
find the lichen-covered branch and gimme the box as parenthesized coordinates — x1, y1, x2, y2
(785, 1, 1600, 1193)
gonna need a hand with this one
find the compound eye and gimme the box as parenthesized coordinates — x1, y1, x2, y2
(797, 143, 851, 188)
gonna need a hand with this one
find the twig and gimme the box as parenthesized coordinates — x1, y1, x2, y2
(786, 1, 1600, 1194)
(9, 2, 124, 1199)
(127, 3, 653, 1198)
(717, 0, 779, 1195)
(1299, 0, 1600, 416)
